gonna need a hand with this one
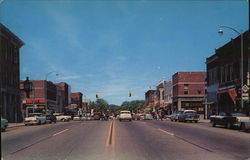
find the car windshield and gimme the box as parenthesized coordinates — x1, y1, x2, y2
(231, 113, 247, 117)
(121, 112, 130, 114)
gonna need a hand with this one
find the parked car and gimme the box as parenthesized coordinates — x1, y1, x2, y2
(177, 110, 199, 123)
(144, 114, 153, 120)
(92, 112, 102, 120)
(139, 114, 145, 120)
(1, 117, 8, 132)
(132, 114, 141, 120)
(119, 110, 132, 121)
(42, 114, 57, 123)
(170, 111, 184, 122)
(24, 113, 47, 125)
(210, 112, 237, 128)
(164, 115, 171, 119)
(73, 116, 82, 121)
(53, 113, 71, 122)
(233, 113, 250, 131)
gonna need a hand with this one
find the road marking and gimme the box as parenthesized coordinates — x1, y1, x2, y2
(174, 135, 213, 152)
(53, 129, 69, 136)
(105, 121, 114, 147)
(112, 120, 116, 148)
(158, 128, 174, 136)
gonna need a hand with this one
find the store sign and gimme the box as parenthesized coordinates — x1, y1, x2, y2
(242, 85, 249, 93)
(242, 93, 249, 101)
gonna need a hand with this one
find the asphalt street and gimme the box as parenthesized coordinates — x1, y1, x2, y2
(1, 120, 250, 160)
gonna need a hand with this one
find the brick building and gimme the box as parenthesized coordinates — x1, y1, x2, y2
(55, 82, 70, 112)
(156, 80, 165, 109)
(145, 90, 159, 112)
(0, 24, 24, 122)
(206, 30, 249, 115)
(172, 72, 206, 116)
(20, 80, 59, 117)
(164, 81, 173, 114)
(71, 92, 83, 108)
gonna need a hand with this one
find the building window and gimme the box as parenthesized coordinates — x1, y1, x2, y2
(221, 66, 225, 83)
(198, 90, 202, 94)
(184, 90, 189, 95)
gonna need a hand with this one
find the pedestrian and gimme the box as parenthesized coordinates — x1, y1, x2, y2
(159, 112, 162, 121)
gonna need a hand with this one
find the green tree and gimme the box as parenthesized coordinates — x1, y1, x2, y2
(121, 100, 145, 113)
(96, 98, 109, 112)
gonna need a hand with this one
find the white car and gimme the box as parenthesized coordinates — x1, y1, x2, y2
(73, 116, 82, 121)
(119, 110, 132, 121)
(24, 113, 46, 125)
(54, 113, 71, 122)
(1, 117, 8, 131)
(233, 113, 250, 131)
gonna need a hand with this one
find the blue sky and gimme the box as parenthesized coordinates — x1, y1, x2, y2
(1, 0, 248, 105)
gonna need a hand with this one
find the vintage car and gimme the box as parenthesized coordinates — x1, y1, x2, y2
(210, 112, 237, 128)
(177, 110, 199, 123)
(232, 113, 250, 131)
(42, 114, 57, 123)
(53, 113, 71, 122)
(144, 114, 153, 120)
(119, 110, 132, 121)
(132, 114, 141, 120)
(1, 117, 8, 131)
(24, 113, 47, 125)
(170, 111, 184, 122)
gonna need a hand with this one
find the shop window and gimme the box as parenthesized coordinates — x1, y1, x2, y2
(198, 90, 202, 94)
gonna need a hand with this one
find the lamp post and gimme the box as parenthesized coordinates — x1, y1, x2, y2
(218, 26, 244, 110)
(44, 71, 59, 114)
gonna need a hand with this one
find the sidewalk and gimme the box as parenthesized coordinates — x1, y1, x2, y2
(8, 123, 25, 128)
(199, 119, 210, 123)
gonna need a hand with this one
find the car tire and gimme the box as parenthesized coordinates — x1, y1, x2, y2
(226, 123, 232, 129)
(240, 123, 246, 130)
(194, 120, 198, 123)
(38, 120, 41, 125)
(212, 122, 216, 127)
(184, 120, 187, 123)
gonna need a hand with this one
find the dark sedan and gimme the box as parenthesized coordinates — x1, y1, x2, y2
(209, 112, 237, 128)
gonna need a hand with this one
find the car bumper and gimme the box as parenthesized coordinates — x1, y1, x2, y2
(24, 120, 39, 125)
(119, 118, 132, 120)
(233, 122, 241, 128)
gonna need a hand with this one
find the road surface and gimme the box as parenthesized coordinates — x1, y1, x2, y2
(2, 120, 250, 160)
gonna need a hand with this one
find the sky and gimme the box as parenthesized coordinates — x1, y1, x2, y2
(0, 0, 248, 105)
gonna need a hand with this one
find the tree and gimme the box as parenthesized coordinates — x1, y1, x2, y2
(121, 100, 145, 113)
(96, 98, 109, 113)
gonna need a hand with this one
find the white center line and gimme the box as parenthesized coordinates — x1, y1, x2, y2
(158, 128, 174, 136)
(53, 129, 69, 136)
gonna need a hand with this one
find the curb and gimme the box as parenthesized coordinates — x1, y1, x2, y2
(8, 123, 25, 128)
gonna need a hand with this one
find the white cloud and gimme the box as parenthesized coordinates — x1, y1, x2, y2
(57, 75, 81, 80)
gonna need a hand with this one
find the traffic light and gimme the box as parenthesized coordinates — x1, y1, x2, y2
(96, 93, 99, 99)
(129, 91, 132, 97)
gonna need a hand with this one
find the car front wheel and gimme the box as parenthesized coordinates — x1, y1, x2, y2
(226, 123, 232, 129)
(240, 123, 246, 130)
(212, 122, 216, 127)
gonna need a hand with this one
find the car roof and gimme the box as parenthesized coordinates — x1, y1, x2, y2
(184, 110, 196, 112)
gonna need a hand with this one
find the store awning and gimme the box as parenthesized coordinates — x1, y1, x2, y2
(217, 88, 237, 104)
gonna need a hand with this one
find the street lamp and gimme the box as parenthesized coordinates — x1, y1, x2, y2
(44, 71, 59, 114)
(218, 25, 244, 110)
